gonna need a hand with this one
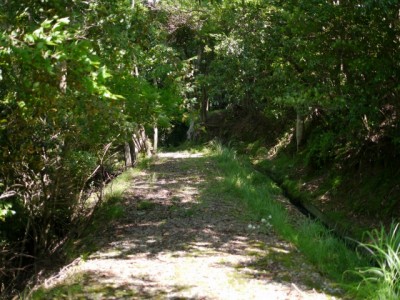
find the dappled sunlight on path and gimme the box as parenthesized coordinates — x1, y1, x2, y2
(157, 152, 205, 159)
(36, 152, 341, 300)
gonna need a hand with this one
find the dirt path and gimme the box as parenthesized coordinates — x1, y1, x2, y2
(35, 152, 341, 299)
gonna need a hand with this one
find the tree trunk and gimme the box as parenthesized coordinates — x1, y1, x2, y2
(201, 85, 209, 123)
(124, 142, 132, 169)
(128, 135, 136, 167)
(296, 110, 304, 152)
(132, 133, 141, 153)
(187, 118, 195, 141)
(137, 125, 152, 157)
(59, 61, 67, 93)
(138, 125, 147, 152)
(145, 138, 152, 157)
(153, 125, 158, 154)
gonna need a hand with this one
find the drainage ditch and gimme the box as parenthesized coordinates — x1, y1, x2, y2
(252, 164, 363, 252)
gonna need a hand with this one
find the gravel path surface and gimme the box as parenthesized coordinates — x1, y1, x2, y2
(37, 152, 341, 299)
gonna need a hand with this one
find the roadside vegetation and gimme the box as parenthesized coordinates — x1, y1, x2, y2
(21, 164, 141, 299)
(354, 223, 400, 299)
(206, 146, 362, 297)
(207, 143, 391, 299)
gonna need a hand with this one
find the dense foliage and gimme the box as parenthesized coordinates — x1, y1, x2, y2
(0, 1, 188, 295)
(199, 0, 400, 166)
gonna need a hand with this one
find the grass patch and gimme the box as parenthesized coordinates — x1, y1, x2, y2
(30, 272, 138, 300)
(136, 155, 155, 169)
(93, 168, 137, 223)
(31, 282, 85, 300)
(137, 200, 156, 211)
(105, 168, 137, 196)
(208, 143, 373, 298)
(352, 223, 400, 299)
(162, 141, 211, 154)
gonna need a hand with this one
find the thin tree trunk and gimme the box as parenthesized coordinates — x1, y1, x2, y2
(138, 125, 152, 157)
(201, 85, 209, 123)
(139, 125, 147, 152)
(153, 126, 158, 153)
(124, 142, 132, 169)
(187, 118, 195, 141)
(134, 125, 146, 153)
(59, 61, 67, 93)
(132, 133, 142, 153)
(296, 110, 304, 152)
(129, 137, 136, 166)
(145, 138, 152, 157)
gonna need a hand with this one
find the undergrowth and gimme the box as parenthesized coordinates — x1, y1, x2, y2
(208, 142, 385, 299)
(354, 223, 400, 299)
(93, 168, 137, 222)
(25, 168, 138, 300)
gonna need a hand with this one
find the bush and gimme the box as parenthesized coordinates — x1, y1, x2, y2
(305, 131, 336, 168)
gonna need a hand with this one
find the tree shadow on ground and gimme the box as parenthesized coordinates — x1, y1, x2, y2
(37, 154, 342, 299)
(32, 271, 205, 300)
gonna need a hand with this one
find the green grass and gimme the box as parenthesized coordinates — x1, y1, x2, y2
(30, 272, 138, 300)
(162, 141, 210, 153)
(255, 151, 375, 240)
(95, 168, 138, 221)
(105, 169, 136, 198)
(208, 143, 373, 298)
(137, 200, 156, 211)
(353, 223, 400, 299)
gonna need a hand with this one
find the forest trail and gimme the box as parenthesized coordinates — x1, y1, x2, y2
(34, 152, 341, 300)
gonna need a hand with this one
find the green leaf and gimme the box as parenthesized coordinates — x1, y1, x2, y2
(24, 34, 35, 44)
(41, 19, 53, 29)
(0, 203, 15, 222)
(53, 17, 70, 31)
